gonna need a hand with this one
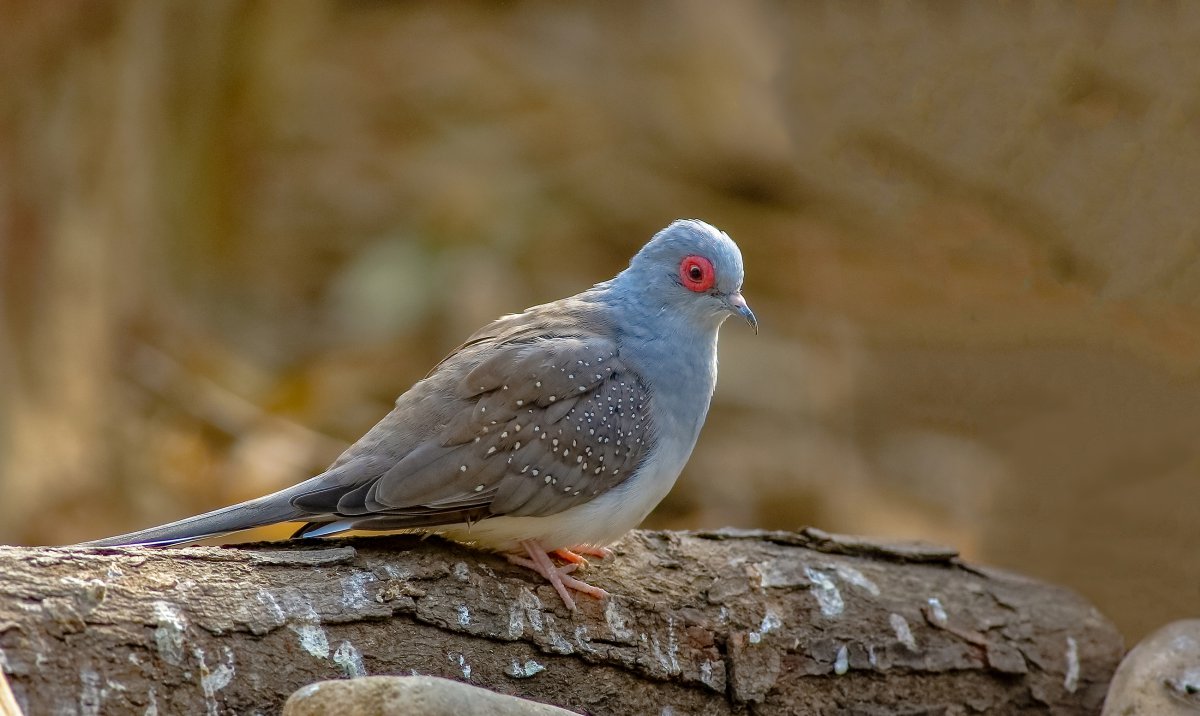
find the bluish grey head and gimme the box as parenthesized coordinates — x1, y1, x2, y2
(617, 219, 757, 333)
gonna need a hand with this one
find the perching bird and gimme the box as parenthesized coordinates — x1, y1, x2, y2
(85, 219, 756, 609)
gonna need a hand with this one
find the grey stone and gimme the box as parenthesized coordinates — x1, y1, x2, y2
(283, 676, 579, 716)
(1102, 619, 1200, 715)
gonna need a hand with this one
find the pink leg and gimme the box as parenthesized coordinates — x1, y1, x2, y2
(568, 545, 615, 559)
(552, 545, 614, 566)
(552, 548, 589, 565)
(509, 539, 609, 610)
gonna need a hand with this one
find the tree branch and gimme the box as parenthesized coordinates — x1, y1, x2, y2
(0, 529, 1122, 714)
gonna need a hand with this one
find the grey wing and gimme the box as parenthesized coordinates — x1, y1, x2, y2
(294, 334, 656, 527)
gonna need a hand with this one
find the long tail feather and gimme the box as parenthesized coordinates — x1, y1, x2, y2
(80, 492, 309, 547)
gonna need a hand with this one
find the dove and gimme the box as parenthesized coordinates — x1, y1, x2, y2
(85, 219, 756, 609)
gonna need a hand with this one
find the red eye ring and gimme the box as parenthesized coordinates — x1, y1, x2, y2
(679, 255, 715, 293)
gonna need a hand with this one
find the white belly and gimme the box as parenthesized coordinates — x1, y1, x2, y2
(436, 423, 695, 551)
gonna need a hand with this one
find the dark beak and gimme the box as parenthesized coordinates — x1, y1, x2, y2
(726, 292, 758, 334)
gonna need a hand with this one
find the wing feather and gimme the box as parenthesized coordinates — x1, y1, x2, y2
(322, 334, 654, 526)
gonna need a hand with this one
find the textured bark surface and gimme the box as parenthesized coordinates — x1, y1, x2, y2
(0, 529, 1122, 715)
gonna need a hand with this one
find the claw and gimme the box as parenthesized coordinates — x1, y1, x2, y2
(510, 539, 610, 610)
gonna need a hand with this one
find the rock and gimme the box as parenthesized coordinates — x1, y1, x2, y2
(1102, 619, 1200, 715)
(283, 676, 579, 716)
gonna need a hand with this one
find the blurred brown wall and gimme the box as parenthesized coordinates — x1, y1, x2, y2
(2, 1, 1199, 642)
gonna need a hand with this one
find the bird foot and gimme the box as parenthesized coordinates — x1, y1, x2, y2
(510, 539, 610, 610)
(552, 545, 615, 565)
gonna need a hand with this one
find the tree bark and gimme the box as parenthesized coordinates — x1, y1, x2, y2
(0, 529, 1122, 715)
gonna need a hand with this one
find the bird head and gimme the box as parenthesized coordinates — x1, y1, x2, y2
(618, 219, 757, 334)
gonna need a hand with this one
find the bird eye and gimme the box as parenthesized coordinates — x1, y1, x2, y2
(678, 255, 715, 292)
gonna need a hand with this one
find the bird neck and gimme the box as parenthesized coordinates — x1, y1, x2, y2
(601, 283, 722, 439)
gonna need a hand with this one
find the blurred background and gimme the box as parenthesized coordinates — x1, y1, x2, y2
(2, 1, 1198, 643)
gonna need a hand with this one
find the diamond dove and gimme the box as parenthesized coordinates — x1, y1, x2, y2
(84, 219, 756, 610)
